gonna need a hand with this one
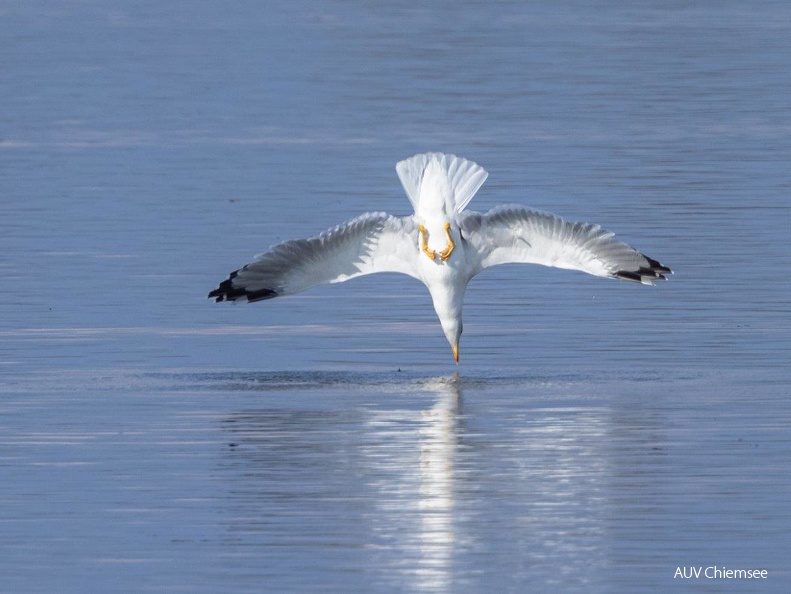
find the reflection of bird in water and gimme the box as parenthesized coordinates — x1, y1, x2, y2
(220, 373, 466, 590)
(415, 374, 462, 589)
(210, 153, 672, 362)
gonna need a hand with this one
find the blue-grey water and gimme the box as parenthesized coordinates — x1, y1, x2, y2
(2, 1, 790, 592)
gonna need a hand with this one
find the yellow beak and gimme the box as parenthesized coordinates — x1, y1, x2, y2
(452, 343, 459, 364)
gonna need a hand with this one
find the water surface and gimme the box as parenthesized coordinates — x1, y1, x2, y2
(2, 1, 790, 592)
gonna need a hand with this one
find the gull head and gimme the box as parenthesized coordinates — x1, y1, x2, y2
(440, 317, 462, 364)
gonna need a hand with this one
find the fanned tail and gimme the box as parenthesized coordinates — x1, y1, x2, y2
(396, 152, 488, 213)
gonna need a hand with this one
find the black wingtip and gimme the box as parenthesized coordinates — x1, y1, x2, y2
(645, 256, 673, 275)
(208, 271, 278, 303)
(614, 255, 673, 284)
(614, 270, 644, 283)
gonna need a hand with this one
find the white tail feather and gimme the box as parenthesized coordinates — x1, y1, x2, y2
(396, 152, 488, 213)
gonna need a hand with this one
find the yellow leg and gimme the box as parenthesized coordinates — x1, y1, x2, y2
(438, 222, 455, 261)
(418, 225, 436, 260)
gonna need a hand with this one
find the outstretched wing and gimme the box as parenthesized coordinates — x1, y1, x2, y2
(460, 206, 672, 284)
(209, 213, 420, 302)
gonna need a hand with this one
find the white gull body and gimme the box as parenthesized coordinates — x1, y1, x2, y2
(209, 152, 671, 362)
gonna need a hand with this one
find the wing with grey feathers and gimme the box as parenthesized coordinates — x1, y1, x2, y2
(209, 213, 420, 302)
(460, 206, 672, 284)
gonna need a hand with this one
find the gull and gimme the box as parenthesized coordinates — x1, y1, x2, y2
(209, 152, 671, 362)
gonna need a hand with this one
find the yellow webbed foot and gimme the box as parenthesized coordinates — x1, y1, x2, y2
(438, 222, 455, 261)
(418, 224, 436, 260)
